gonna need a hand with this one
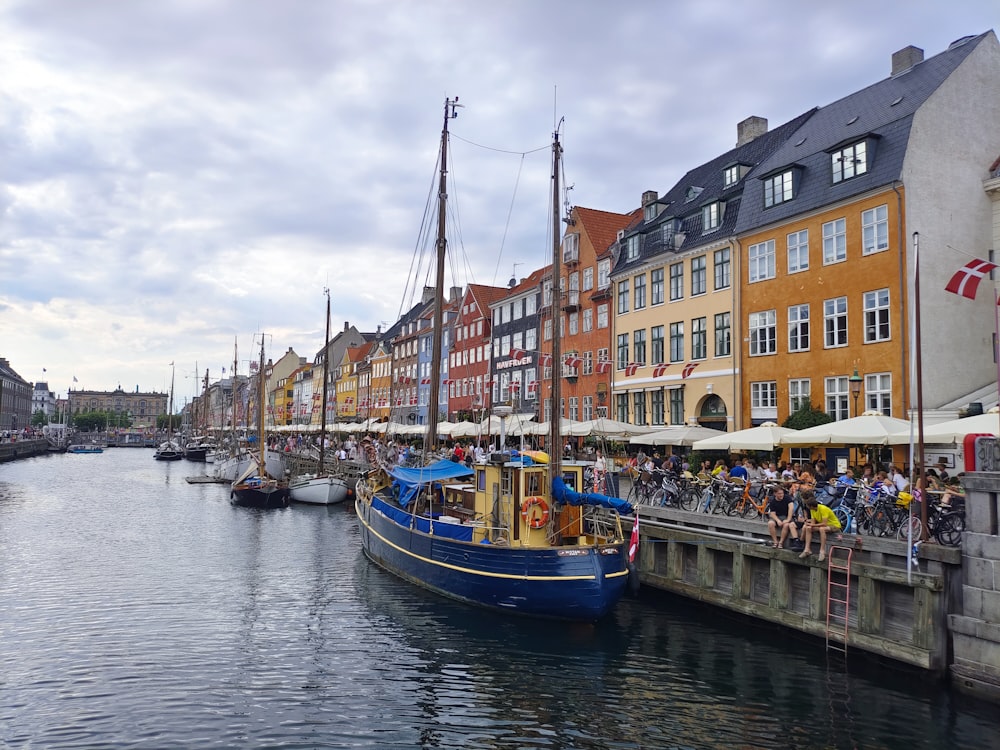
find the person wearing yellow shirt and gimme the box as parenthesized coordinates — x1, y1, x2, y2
(798, 490, 842, 562)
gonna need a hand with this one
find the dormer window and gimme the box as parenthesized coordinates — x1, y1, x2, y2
(723, 163, 748, 189)
(762, 168, 797, 208)
(702, 201, 725, 232)
(624, 234, 641, 261)
(831, 140, 869, 183)
(644, 203, 657, 222)
(685, 186, 704, 203)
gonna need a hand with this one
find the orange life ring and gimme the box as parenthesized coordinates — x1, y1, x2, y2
(520, 496, 550, 529)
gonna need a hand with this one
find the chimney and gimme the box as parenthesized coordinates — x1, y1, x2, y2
(343, 321, 349, 332)
(421, 286, 435, 305)
(450, 286, 462, 303)
(736, 116, 768, 147)
(892, 45, 924, 75)
(641, 190, 658, 206)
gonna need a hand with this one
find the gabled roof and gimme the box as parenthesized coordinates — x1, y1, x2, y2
(612, 108, 816, 275)
(735, 32, 990, 233)
(501, 265, 549, 300)
(574, 207, 634, 256)
(465, 283, 509, 315)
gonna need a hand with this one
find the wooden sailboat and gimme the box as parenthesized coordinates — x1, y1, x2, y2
(289, 289, 350, 505)
(354, 100, 633, 621)
(231, 336, 290, 508)
(154, 363, 183, 461)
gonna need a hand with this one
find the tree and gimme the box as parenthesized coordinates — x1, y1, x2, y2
(783, 402, 833, 431)
(30, 409, 47, 427)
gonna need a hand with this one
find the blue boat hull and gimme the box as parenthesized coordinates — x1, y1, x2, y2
(355, 495, 629, 621)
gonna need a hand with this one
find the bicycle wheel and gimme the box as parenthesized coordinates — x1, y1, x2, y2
(723, 493, 741, 516)
(678, 487, 701, 511)
(871, 506, 893, 537)
(741, 495, 762, 519)
(711, 491, 729, 514)
(935, 512, 965, 547)
(896, 514, 922, 541)
(650, 489, 667, 507)
(834, 506, 851, 532)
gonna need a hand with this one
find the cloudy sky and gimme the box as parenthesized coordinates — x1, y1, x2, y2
(1, 1, 995, 404)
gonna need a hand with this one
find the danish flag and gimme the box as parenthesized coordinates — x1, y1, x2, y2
(420, 377, 431, 385)
(624, 362, 640, 376)
(596, 360, 613, 374)
(398, 376, 412, 384)
(563, 355, 582, 369)
(508, 347, 527, 359)
(628, 513, 639, 563)
(510, 381, 521, 391)
(652, 363, 670, 377)
(410, 396, 418, 405)
(682, 362, 700, 379)
(538, 353, 552, 367)
(945, 259, 998, 300)
(442, 378, 455, 385)
(527, 380, 539, 393)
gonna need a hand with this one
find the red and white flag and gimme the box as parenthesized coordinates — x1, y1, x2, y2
(527, 380, 539, 392)
(508, 347, 527, 359)
(628, 513, 639, 563)
(682, 362, 700, 379)
(538, 353, 552, 367)
(624, 362, 640, 376)
(652, 363, 670, 377)
(945, 259, 998, 300)
(596, 360, 613, 374)
(563, 355, 582, 369)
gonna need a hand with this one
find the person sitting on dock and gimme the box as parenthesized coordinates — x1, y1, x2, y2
(799, 491, 842, 562)
(766, 486, 797, 549)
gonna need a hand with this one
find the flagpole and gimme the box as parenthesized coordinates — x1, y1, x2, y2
(913, 232, 927, 542)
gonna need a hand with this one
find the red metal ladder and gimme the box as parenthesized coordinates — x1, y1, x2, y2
(825, 545, 853, 654)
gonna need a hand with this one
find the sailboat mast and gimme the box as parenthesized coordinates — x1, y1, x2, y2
(549, 128, 563, 477)
(168, 363, 175, 437)
(426, 97, 461, 451)
(258, 336, 267, 470)
(318, 289, 331, 469)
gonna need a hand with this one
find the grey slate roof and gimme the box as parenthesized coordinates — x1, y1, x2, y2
(735, 32, 989, 234)
(612, 108, 816, 276)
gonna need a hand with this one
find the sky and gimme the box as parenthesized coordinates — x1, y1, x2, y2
(1, 1, 995, 405)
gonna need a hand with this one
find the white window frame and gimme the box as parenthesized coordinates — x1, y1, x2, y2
(748, 310, 776, 356)
(832, 140, 868, 184)
(748, 240, 776, 282)
(789, 378, 811, 413)
(825, 376, 850, 421)
(865, 372, 892, 416)
(764, 170, 793, 208)
(597, 304, 609, 329)
(787, 229, 809, 274)
(864, 288, 891, 343)
(788, 304, 810, 353)
(823, 296, 848, 348)
(822, 218, 847, 265)
(862, 204, 889, 255)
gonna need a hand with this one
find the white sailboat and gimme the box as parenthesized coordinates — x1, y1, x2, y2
(290, 289, 349, 505)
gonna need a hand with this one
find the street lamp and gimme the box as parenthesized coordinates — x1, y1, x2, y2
(849, 368, 863, 417)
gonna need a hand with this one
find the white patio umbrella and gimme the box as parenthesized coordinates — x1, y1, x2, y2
(887, 408, 1000, 444)
(574, 418, 656, 438)
(779, 412, 912, 446)
(691, 422, 797, 451)
(447, 421, 479, 438)
(630, 425, 723, 446)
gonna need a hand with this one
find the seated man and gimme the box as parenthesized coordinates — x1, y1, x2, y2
(799, 490, 842, 562)
(766, 486, 797, 549)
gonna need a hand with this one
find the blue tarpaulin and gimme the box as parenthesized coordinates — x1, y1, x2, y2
(388, 459, 474, 507)
(552, 476, 633, 515)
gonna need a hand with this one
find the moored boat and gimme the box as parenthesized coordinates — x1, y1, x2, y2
(355, 99, 633, 621)
(68, 444, 104, 454)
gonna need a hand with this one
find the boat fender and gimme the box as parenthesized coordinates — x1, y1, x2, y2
(627, 562, 640, 596)
(520, 497, 549, 529)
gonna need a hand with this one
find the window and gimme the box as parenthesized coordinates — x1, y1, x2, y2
(651, 325, 665, 364)
(633, 392, 647, 425)
(691, 256, 707, 295)
(543, 280, 553, 307)
(525, 327, 537, 352)
(669, 388, 685, 425)
(669, 322, 684, 362)
(669, 263, 683, 300)
(702, 201, 723, 231)
(862, 204, 889, 255)
(633, 329, 646, 365)
(582, 395, 594, 421)
(825, 376, 849, 421)
(617, 280, 629, 314)
(616, 393, 629, 423)
(831, 140, 868, 183)
(866, 373, 892, 416)
(568, 312, 578, 335)
(597, 304, 609, 329)
(598, 259, 611, 288)
(789, 378, 811, 413)
(633, 274, 646, 310)
(714, 248, 730, 290)
(822, 218, 847, 264)
(787, 229, 809, 273)
(864, 289, 890, 343)
(651, 268, 664, 305)
(625, 234, 640, 261)
(644, 203, 657, 222)
(749, 240, 776, 282)
(764, 169, 794, 207)
(751, 381, 777, 409)
(512, 331, 523, 351)
(543, 318, 552, 341)
(583, 308, 593, 332)
(723, 164, 740, 188)
(569, 396, 579, 421)
(650, 389, 665, 425)
(512, 299, 523, 321)
(617, 333, 629, 369)
(823, 296, 848, 348)
(714, 312, 731, 357)
(691, 317, 707, 360)
(583, 267, 594, 291)
(525, 368, 536, 401)
(788, 304, 810, 352)
(749, 310, 776, 355)
(582, 351, 593, 375)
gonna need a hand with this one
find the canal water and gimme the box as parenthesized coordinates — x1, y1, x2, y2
(1, 449, 997, 749)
